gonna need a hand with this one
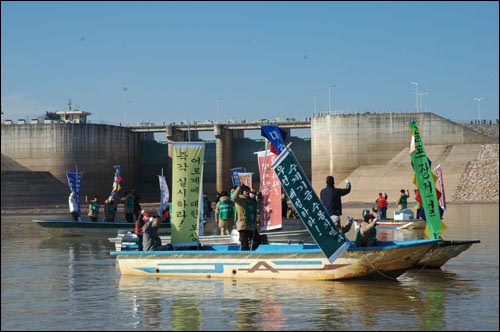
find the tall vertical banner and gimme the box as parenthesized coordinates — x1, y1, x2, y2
(66, 171, 83, 219)
(230, 167, 246, 186)
(434, 164, 447, 210)
(157, 175, 170, 216)
(272, 147, 349, 263)
(110, 165, 122, 202)
(257, 150, 282, 231)
(237, 172, 253, 188)
(409, 121, 442, 239)
(171, 142, 205, 246)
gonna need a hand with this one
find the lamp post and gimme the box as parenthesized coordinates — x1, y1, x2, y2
(216, 97, 221, 124)
(419, 92, 429, 112)
(411, 82, 419, 112)
(314, 94, 319, 113)
(473, 97, 484, 124)
(329, 85, 335, 112)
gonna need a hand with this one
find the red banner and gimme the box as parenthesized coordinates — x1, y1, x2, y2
(257, 151, 282, 231)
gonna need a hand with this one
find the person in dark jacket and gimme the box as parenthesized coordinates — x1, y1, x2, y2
(142, 215, 172, 251)
(355, 209, 378, 247)
(320, 175, 353, 234)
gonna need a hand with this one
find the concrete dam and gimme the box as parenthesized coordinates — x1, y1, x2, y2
(1, 112, 497, 208)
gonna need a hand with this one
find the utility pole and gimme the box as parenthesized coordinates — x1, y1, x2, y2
(410, 82, 419, 112)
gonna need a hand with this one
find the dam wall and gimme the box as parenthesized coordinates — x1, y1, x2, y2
(1, 123, 152, 201)
(1, 113, 497, 208)
(310, 112, 497, 192)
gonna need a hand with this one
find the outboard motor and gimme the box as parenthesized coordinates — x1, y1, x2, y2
(120, 232, 140, 251)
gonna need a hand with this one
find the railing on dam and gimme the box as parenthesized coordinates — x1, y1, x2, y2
(127, 118, 311, 133)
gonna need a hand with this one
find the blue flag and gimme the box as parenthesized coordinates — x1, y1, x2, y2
(230, 167, 246, 186)
(261, 125, 287, 155)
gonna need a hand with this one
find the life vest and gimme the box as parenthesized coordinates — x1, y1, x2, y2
(108, 204, 116, 215)
(399, 195, 408, 206)
(218, 200, 234, 219)
(88, 202, 99, 217)
(377, 196, 387, 208)
(125, 196, 135, 209)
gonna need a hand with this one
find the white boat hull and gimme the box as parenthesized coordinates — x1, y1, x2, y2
(112, 240, 438, 281)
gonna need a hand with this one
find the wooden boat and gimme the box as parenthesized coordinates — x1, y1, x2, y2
(111, 239, 439, 281)
(33, 219, 170, 236)
(415, 240, 480, 268)
(110, 229, 313, 251)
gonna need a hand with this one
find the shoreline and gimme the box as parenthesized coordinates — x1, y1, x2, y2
(2, 200, 497, 216)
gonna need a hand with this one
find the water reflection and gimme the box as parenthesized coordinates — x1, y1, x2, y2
(400, 269, 480, 331)
(1, 204, 497, 330)
(117, 276, 439, 330)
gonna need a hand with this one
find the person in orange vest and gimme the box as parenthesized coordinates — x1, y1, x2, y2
(375, 192, 388, 220)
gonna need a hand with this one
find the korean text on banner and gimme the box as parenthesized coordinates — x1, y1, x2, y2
(409, 121, 442, 239)
(257, 150, 282, 231)
(158, 175, 170, 216)
(230, 167, 245, 187)
(66, 171, 83, 218)
(272, 147, 349, 263)
(171, 142, 205, 246)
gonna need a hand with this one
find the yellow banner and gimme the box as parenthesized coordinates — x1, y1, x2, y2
(171, 142, 205, 246)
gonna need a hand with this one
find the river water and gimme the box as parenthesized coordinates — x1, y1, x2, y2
(1, 203, 498, 331)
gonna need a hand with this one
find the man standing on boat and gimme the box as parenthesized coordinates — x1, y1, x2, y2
(375, 192, 388, 220)
(320, 176, 353, 234)
(68, 192, 79, 221)
(215, 191, 235, 236)
(232, 185, 261, 250)
(85, 195, 100, 222)
(142, 215, 172, 251)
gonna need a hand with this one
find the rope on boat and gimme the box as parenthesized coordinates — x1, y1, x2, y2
(361, 254, 398, 280)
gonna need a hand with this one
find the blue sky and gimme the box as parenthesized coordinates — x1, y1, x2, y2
(2, 1, 498, 126)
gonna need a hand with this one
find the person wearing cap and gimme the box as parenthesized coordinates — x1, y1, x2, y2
(142, 215, 171, 251)
(215, 190, 235, 236)
(232, 185, 261, 250)
(355, 210, 378, 247)
(68, 192, 79, 221)
(319, 175, 353, 234)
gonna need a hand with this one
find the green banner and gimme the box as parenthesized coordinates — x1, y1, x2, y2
(409, 121, 442, 239)
(272, 148, 349, 262)
(171, 142, 205, 246)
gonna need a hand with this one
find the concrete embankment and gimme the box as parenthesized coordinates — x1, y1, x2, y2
(342, 143, 499, 205)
